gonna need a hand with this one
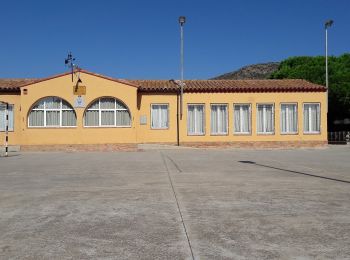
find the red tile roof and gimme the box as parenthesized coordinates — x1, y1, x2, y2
(0, 70, 326, 93)
(0, 78, 37, 92)
(131, 79, 326, 93)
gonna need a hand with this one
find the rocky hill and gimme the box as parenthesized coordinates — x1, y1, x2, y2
(211, 62, 280, 80)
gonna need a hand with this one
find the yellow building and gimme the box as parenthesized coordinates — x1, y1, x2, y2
(0, 69, 327, 148)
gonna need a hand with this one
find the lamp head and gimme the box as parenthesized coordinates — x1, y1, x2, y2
(325, 20, 334, 29)
(179, 16, 186, 26)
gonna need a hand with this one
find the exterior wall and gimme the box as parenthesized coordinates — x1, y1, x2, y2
(179, 92, 327, 143)
(18, 73, 138, 145)
(136, 93, 178, 143)
(0, 72, 327, 147)
(0, 92, 21, 145)
(137, 91, 327, 144)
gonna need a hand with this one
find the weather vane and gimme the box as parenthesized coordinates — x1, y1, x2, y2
(64, 51, 79, 82)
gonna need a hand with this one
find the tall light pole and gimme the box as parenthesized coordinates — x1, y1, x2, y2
(325, 19, 333, 113)
(179, 16, 186, 119)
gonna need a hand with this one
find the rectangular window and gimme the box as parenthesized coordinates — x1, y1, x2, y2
(0, 104, 14, 131)
(281, 104, 298, 134)
(234, 104, 251, 134)
(304, 103, 320, 133)
(187, 104, 205, 135)
(211, 104, 228, 135)
(257, 104, 274, 134)
(151, 104, 169, 129)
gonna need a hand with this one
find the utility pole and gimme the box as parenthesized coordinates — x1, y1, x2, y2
(325, 19, 333, 113)
(179, 16, 186, 119)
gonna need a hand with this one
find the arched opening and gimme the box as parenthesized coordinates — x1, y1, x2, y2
(28, 97, 77, 127)
(84, 97, 131, 127)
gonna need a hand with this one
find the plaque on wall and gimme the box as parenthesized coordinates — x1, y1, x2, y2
(140, 115, 147, 125)
(74, 96, 85, 108)
(73, 85, 86, 95)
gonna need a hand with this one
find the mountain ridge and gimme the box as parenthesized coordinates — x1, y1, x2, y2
(211, 62, 280, 80)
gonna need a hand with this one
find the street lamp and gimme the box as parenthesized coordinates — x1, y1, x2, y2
(325, 19, 333, 113)
(178, 16, 186, 119)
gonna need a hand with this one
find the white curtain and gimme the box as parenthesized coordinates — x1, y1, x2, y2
(46, 111, 60, 126)
(304, 104, 320, 132)
(62, 110, 76, 126)
(234, 105, 250, 133)
(101, 111, 115, 126)
(257, 104, 274, 133)
(29, 110, 44, 127)
(85, 110, 99, 126)
(116, 110, 131, 126)
(151, 105, 168, 129)
(100, 98, 115, 109)
(188, 105, 204, 134)
(84, 98, 131, 127)
(281, 104, 297, 133)
(29, 97, 77, 127)
(0, 105, 14, 131)
(257, 105, 264, 132)
(45, 97, 60, 109)
(211, 105, 227, 134)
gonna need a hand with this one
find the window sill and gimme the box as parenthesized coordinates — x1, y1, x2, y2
(188, 133, 205, 136)
(210, 133, 229, 136)
(233, 132, 251, 136)
(303, 132, 321, 135)
(150, 127, 169, 130)
(28, 126, 77, 129)
(280, 132, 299, 135)
(84, 126, 132, 128)
(257, 132, 275, 135)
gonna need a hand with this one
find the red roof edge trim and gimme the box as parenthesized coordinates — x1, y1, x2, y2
(18, 69, 139, 88)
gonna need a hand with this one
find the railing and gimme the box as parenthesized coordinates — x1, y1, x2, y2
(328, 131, 350, 144)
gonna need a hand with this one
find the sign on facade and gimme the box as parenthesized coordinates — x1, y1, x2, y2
(140, 115, 147, 125)
(73, 85, 86, 95)
(74, 96, 85, 108)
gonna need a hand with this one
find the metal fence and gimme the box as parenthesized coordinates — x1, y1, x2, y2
(328, 131, 350, 144)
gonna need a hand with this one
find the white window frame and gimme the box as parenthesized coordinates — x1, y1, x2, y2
(150, 103, 169, 130)
(233, 103, 251, 135)
(210, 104, 228, 135)
(84, 97, 131, 128)
(0, 104, 14, 132)
(280, 103, 298, 134)
(303, 103, 321, 134)
(28, 97, 76, 128)
(187, 104, 205, 136)
(256, 103, 275, 135)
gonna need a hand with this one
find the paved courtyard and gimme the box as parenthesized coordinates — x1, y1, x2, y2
(0, 146, 350, 259)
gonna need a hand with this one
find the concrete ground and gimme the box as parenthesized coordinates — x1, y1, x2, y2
(0, 146, 349, 259)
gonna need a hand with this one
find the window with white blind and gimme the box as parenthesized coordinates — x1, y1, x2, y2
(257, 104, 274, 134)
(234, 104, 251, 134)
(303, 103, 320, 133)
(281, 103, 298, 134)
(187, 104, 205, 135)
(84, 97, 131, 127)
(28, 97, 76, 127)
(211, 104, 228, 135)
(151, 104, 168, 129)
(0, 104, 14, 131)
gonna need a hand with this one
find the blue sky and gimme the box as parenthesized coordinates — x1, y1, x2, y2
(0, 0, 349, 79)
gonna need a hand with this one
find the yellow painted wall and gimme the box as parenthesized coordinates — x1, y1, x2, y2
(18, 72, 138, 145)
(138, 92, 327, 143)
(0, 72, 327, 146)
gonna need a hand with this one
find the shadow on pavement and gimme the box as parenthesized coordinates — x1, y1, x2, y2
(238, 160, 350, 184)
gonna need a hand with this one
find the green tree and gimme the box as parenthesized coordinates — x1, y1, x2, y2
(270, 54, 350, 130)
